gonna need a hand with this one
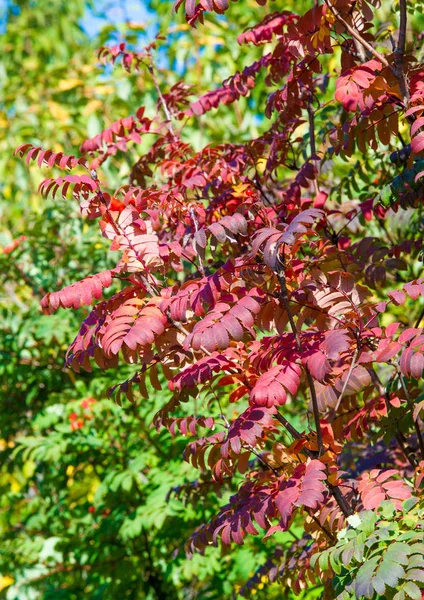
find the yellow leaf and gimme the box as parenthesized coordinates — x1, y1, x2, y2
(319, 25, 330, 42)
(127, 21, 146, 30)
(47, 101, 70, 124)
(325, 11, 336, 25)
(311, 32, 319, 49)
(196, 35, 226, 45)
(10, 477, 21, 493)
(83, 99, 103, 116)
(81, 65, 95, 75)
(232, 183, 250, 196)
(0, 576, 14, 591)
(57, 78, 84, 92)
(95, 85, 114, 95)
(23, 460, 36, 478)
(255, 157, 267, 175)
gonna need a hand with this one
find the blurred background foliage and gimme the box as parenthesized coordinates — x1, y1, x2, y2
(0, 0, 312, 598)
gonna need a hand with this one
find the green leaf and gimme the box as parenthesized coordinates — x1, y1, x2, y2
(376, 558, 405, 589)
(318, 550, 329, 572)
(386, 542, 412, 564)
(371, 573, 386, 596)
(405, 569, 424, 583)
(360, 511, 378, 537)
(403, 497, 420, 512)
(329, 549, 343, 575)
(119, 515, 144, 540)
(341, 544, 355, 567)
(353, 544, 365, 563)
(408, 555, 424, 569)
(354, 556, 380, 599)
(403, 581, 422, 600)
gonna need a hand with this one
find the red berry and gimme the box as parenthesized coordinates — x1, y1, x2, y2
(81, 397, 96, 409)
(88, 506, 95, 514)
(71, 418, 84, 431)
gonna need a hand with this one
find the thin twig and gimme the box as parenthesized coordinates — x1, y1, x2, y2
(327, 483, 354, 517)
(148, 55, 176, 139)
(324, 1, 390, 68)
(190, 207, 206, 276)
(308, 511, 337, 543)
(253, 174, 274, 207)
(368, 368, 417, 468)
(305, 371, 323, 457)
(352, 38, 366, 63)
(166, 313, 213, 359)
(247, 445, 280, 476)
(307, 95, 321, 198)
(394, 0, 409, 104)
(274, 411, 304, 442)
(307, 97, 317, 157)
(273, 266, 354, 516)
(274, 411, 353, 517)
(277, 268, 323, 456)
(329, 347, 359, 420)
(414, 306, 424, 328)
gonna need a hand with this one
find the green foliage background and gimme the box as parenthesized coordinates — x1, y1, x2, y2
(0, 1, 308, 598)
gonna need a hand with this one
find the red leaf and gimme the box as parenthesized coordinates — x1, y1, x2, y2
(306, 350, 330, 382)
(41, 270, 114, 314)
(411, 131, 424, 154)
(375, 340, 402, 362)
(250, 363, 301, 408)
(410, 352, 424, 379)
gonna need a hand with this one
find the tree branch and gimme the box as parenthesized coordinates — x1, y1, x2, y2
(308, 511, 337, 543)
(394, 0, 409, 104)
(148, 55, 176, 139)
(274, 410, 354, 517)
(277, 268, 323, 456)
(274, 411, 304, 441)
(326, 0, 411, 106)
(327, 483, 354, 517)
(189, 207, 206, 276)
(307, 95, 321, 198)
(324, 1, 390, 68)
(329, 346, 359, 420)
(368, 367, 417, 468)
